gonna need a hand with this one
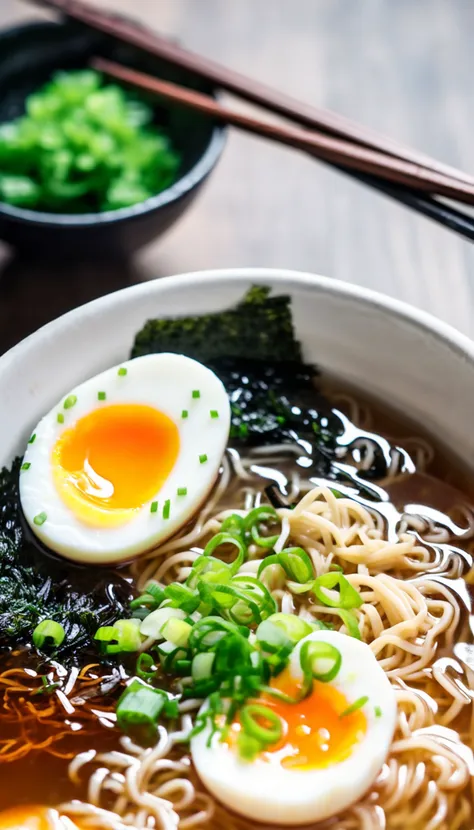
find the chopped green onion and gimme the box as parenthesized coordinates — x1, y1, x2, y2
(375, 705, 382, 718)
(57, 413, 64, 424)
(150, 501, 158, 514)
(181, 409, 189, 419)
(210, 410, 219, 419)
(94, 619, 142, 653)
(300, 640, 342, 687)
(32, 619, 65, 650)
(199, 454, 208, 464)
(312, 572, 363, 610)
(259, 547, 313, 583)
(118, 367, 127, 376)
(337, 608, 361, 639)
(244, 505, 280, 549)
(221, 513, 246, 540)
(163, 582, 200, 614)
(34, 511, 47, 526)
(98, 391, 106, 401)
(240, 703, 282, 745)
(140, 606, 186, 639)
(21, 462, 31, 471)
(340, 695, 369, 718)
(28, 433, 36, 444)
(136, 653, 156, 681)
(163, 499, 171, 519)
(94, 625, 120, 653)
(192, 652, 215, 682)
(203, 532, 247, 573)
(177, 487, 187, 496)
(161, 617, 192, 647)
(63, 394, 77, 410)
(130, 581, 165, 614)
(192, 390, 200, 399)
(114, 619, 142, 652)
(116, 679, 173, 744)
(261, 612, 314, 645)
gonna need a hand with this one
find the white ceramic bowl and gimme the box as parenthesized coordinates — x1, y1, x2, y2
(1, 268, 473, 472)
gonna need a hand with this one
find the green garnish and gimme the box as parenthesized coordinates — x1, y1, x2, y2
(28, 434, 36, 444)
(238, 703, 282, 759)
(340, 696, 369, 718)
(33, 512, 47, 526)
(116, 678, 178, 744)
(21, 462, 31, 471)
(210, 410, 219, 418)
(177, 487, 187, 496)
(32, 619, 65, 650)
(150, 501, 158, 514)
(259, 546, 313, 581)
(181, 410, 189, 419)
(0, 69, 180, 213)
(57, 413, 64, 424)
(98, 391, 106, 401)
(375, 705, 382, 718)
(118, 367, 128, 376)
(63, 395, 77, 410)
(199, 454, 208, 464)
(192, 390, 201, 399)
(94, 619, 142, 654)
(163, 499, 171, 520)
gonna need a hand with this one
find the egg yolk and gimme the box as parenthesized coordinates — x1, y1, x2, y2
(52, 404, 180, 528)
(0, 806, 73, 830)
(230, 669, 367, 770)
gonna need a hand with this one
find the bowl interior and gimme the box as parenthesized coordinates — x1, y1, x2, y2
(0, 270, 473, 471)
(0, 20, 222, 220)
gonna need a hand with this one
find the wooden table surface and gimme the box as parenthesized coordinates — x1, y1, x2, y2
(0, 0, 473, 354)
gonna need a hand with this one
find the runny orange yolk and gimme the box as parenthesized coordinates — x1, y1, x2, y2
(0, 806, 79, 829)
(52, 404, 180, 528)
(230, 669, 367, 771)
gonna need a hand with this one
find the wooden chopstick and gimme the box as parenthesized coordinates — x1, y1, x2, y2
(30, 0, 474, 189)
(92, 58, 474, 207)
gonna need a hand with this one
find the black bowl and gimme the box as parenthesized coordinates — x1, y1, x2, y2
(0, 19, 226, 259)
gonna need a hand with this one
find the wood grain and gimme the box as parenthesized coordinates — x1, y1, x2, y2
(0, 0, 473, 354)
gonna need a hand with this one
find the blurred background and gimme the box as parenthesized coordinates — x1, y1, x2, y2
(0, 0, 473, 352)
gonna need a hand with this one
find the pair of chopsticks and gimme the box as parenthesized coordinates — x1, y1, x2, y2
(29, 0, 474, 241)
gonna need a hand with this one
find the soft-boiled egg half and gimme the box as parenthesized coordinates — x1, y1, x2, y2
(20, 354, 230, 564)
(0, 806, 79, 830)
(191, 630, 397, 825)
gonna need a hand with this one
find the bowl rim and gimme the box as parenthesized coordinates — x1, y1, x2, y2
(2, 267, 473, 369)
(0, 19, 227, 227)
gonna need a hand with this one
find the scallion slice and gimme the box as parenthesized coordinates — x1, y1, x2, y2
(312, 572, 363, 610)
(32, 619, 65, 650)
(34, 512, 47, 526)
(258, 547, 314, 583)
(63, 394, 77, 410)
(340, 695, 369, 718)
(116, 679, 167, 744)
(300, 640, 342, 687)
(240, 703, 282, 745)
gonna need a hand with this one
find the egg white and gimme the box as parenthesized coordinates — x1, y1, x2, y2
(191, 630, 397, 825)
(20, 353, 230, 565)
